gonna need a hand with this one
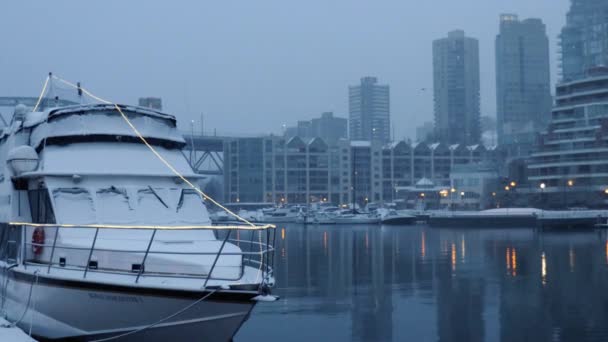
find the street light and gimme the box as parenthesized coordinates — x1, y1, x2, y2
(510, 181, 517, 187)
(567, 180, 574, 187)
(505, 186, 510, 191)
(539, 183, 546, 209)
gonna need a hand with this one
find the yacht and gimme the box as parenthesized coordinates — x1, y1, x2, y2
(331, 209, 381, 225)
(0, 103, 275, 341)
(379, 209, 416, 225)
(260, 206, 300, 223)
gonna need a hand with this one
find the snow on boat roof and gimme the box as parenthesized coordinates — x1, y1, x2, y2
(23, 104, 177, 128)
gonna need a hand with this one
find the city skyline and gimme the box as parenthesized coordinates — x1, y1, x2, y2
(495, 14, 552, 156)
(0, 1, 569, 141)
(433, 30, 481, 146)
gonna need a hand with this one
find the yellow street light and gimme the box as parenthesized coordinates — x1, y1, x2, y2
(505, 186, 510, 191)
(567, 180, 574, 187)
(510, 181, 516, 187)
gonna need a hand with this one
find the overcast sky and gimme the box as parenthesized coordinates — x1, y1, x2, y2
(0, 0, 570, 140)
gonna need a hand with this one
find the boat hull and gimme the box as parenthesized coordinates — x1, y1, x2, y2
(333, 218, 380, 225)
(3, 269, 257, 342)
(381, 216, 416, 225)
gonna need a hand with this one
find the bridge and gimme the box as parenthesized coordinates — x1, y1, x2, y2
(182, 134, 229, 176)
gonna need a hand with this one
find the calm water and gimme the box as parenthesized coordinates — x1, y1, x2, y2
(236, 224, 608, 342)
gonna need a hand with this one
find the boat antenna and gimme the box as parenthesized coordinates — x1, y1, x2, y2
(77, 82, 83, 104)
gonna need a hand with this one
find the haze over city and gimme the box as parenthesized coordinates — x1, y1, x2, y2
(0, 0, 568, 139)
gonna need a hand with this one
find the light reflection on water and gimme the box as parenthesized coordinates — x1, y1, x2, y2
(236, 224, 608, 342)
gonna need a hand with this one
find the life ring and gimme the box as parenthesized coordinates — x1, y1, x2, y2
(32, 227, 45, 255)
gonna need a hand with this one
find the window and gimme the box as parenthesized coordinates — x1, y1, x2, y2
(28, 188, 56, 224)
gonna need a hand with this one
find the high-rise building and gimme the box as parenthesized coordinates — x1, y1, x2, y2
(527, 67, 608, 208)
(560, 0, 608, 81)
(496, 14, 552, 156)
(285, 112, 348, 145)
(138, 97, 162, 111)
(433, 30, 481, 146)
(416, 121, 435, 142)
(311, 112, 348, 145)
(349, 77, 390, 143)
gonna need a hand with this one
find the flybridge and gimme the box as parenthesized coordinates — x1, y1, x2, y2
(21, 104, 186, 151)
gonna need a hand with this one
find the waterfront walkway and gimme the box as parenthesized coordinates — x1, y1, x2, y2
(0, 318, 37, 341)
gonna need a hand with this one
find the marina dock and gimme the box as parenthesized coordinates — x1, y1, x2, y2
(428, 209, 608, 229)
(0, 318, 37, 341)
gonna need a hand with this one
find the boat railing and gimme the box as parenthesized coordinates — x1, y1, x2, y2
(11, 223, 276, 289)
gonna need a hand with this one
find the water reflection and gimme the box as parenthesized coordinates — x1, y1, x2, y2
(237, 225, 608, 342)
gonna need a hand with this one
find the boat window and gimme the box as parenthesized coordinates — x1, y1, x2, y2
(28, 188, 56, 224)
(96, 187, 132, 222)
(137, 188, 174, 223)
(147, 185, 169, 208)
(176, 190, 206, 222)
(52, 188, 95, 224)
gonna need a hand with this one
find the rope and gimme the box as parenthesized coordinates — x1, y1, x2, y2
(90, 288, 220, 342)
(47, 75, 267, 282)
(32, 76, 50, 112)
(50, 76, 260, 229)
(50, 75, 268, 276)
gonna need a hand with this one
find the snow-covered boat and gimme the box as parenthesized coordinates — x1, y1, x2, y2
(379, 209, 416, 225)
(295, 211, 336, 225)
(0, 103, 275, 341)
(260, 206, 301, 223)
(331, 210, 381, 225)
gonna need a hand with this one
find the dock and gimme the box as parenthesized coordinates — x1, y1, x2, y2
(0, 318, 37, 341)
(428, 209, 608, 229)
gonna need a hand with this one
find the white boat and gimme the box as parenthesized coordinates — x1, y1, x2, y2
(260, 206, 300, 223)
(0, 102, 276, 341)
(379, 209, 416, 225)
(295, 211, 336, 225)
(331, 210, 381, 225)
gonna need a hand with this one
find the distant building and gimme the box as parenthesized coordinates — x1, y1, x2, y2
(349, 77, 390, 143)
(224, 136, 350, 205)
(450, 163, 499, 210)
(528, 67, 608, 208)
(138, 97, 162, 111)
(433, 30, 481, 146)
(496, 14, 552, 157)
(350, 141, 383, 204)
(224, 136, 493, 206)
(285, 112, 347, 145)
(416, 121, 434, 142)
(311, 112, 348, 145)
(560, 0, 608, 81)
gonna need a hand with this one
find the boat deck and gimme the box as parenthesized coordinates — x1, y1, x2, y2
(0, 318, 37, 341)
(9, 263, 266, 293)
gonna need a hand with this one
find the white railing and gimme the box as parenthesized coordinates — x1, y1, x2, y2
(10, 224, 276, 289)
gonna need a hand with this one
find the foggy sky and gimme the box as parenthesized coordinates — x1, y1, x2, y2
(0, 0, 569, 140)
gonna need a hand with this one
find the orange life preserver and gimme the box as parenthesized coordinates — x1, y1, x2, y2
(32, 227, 45, 255)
